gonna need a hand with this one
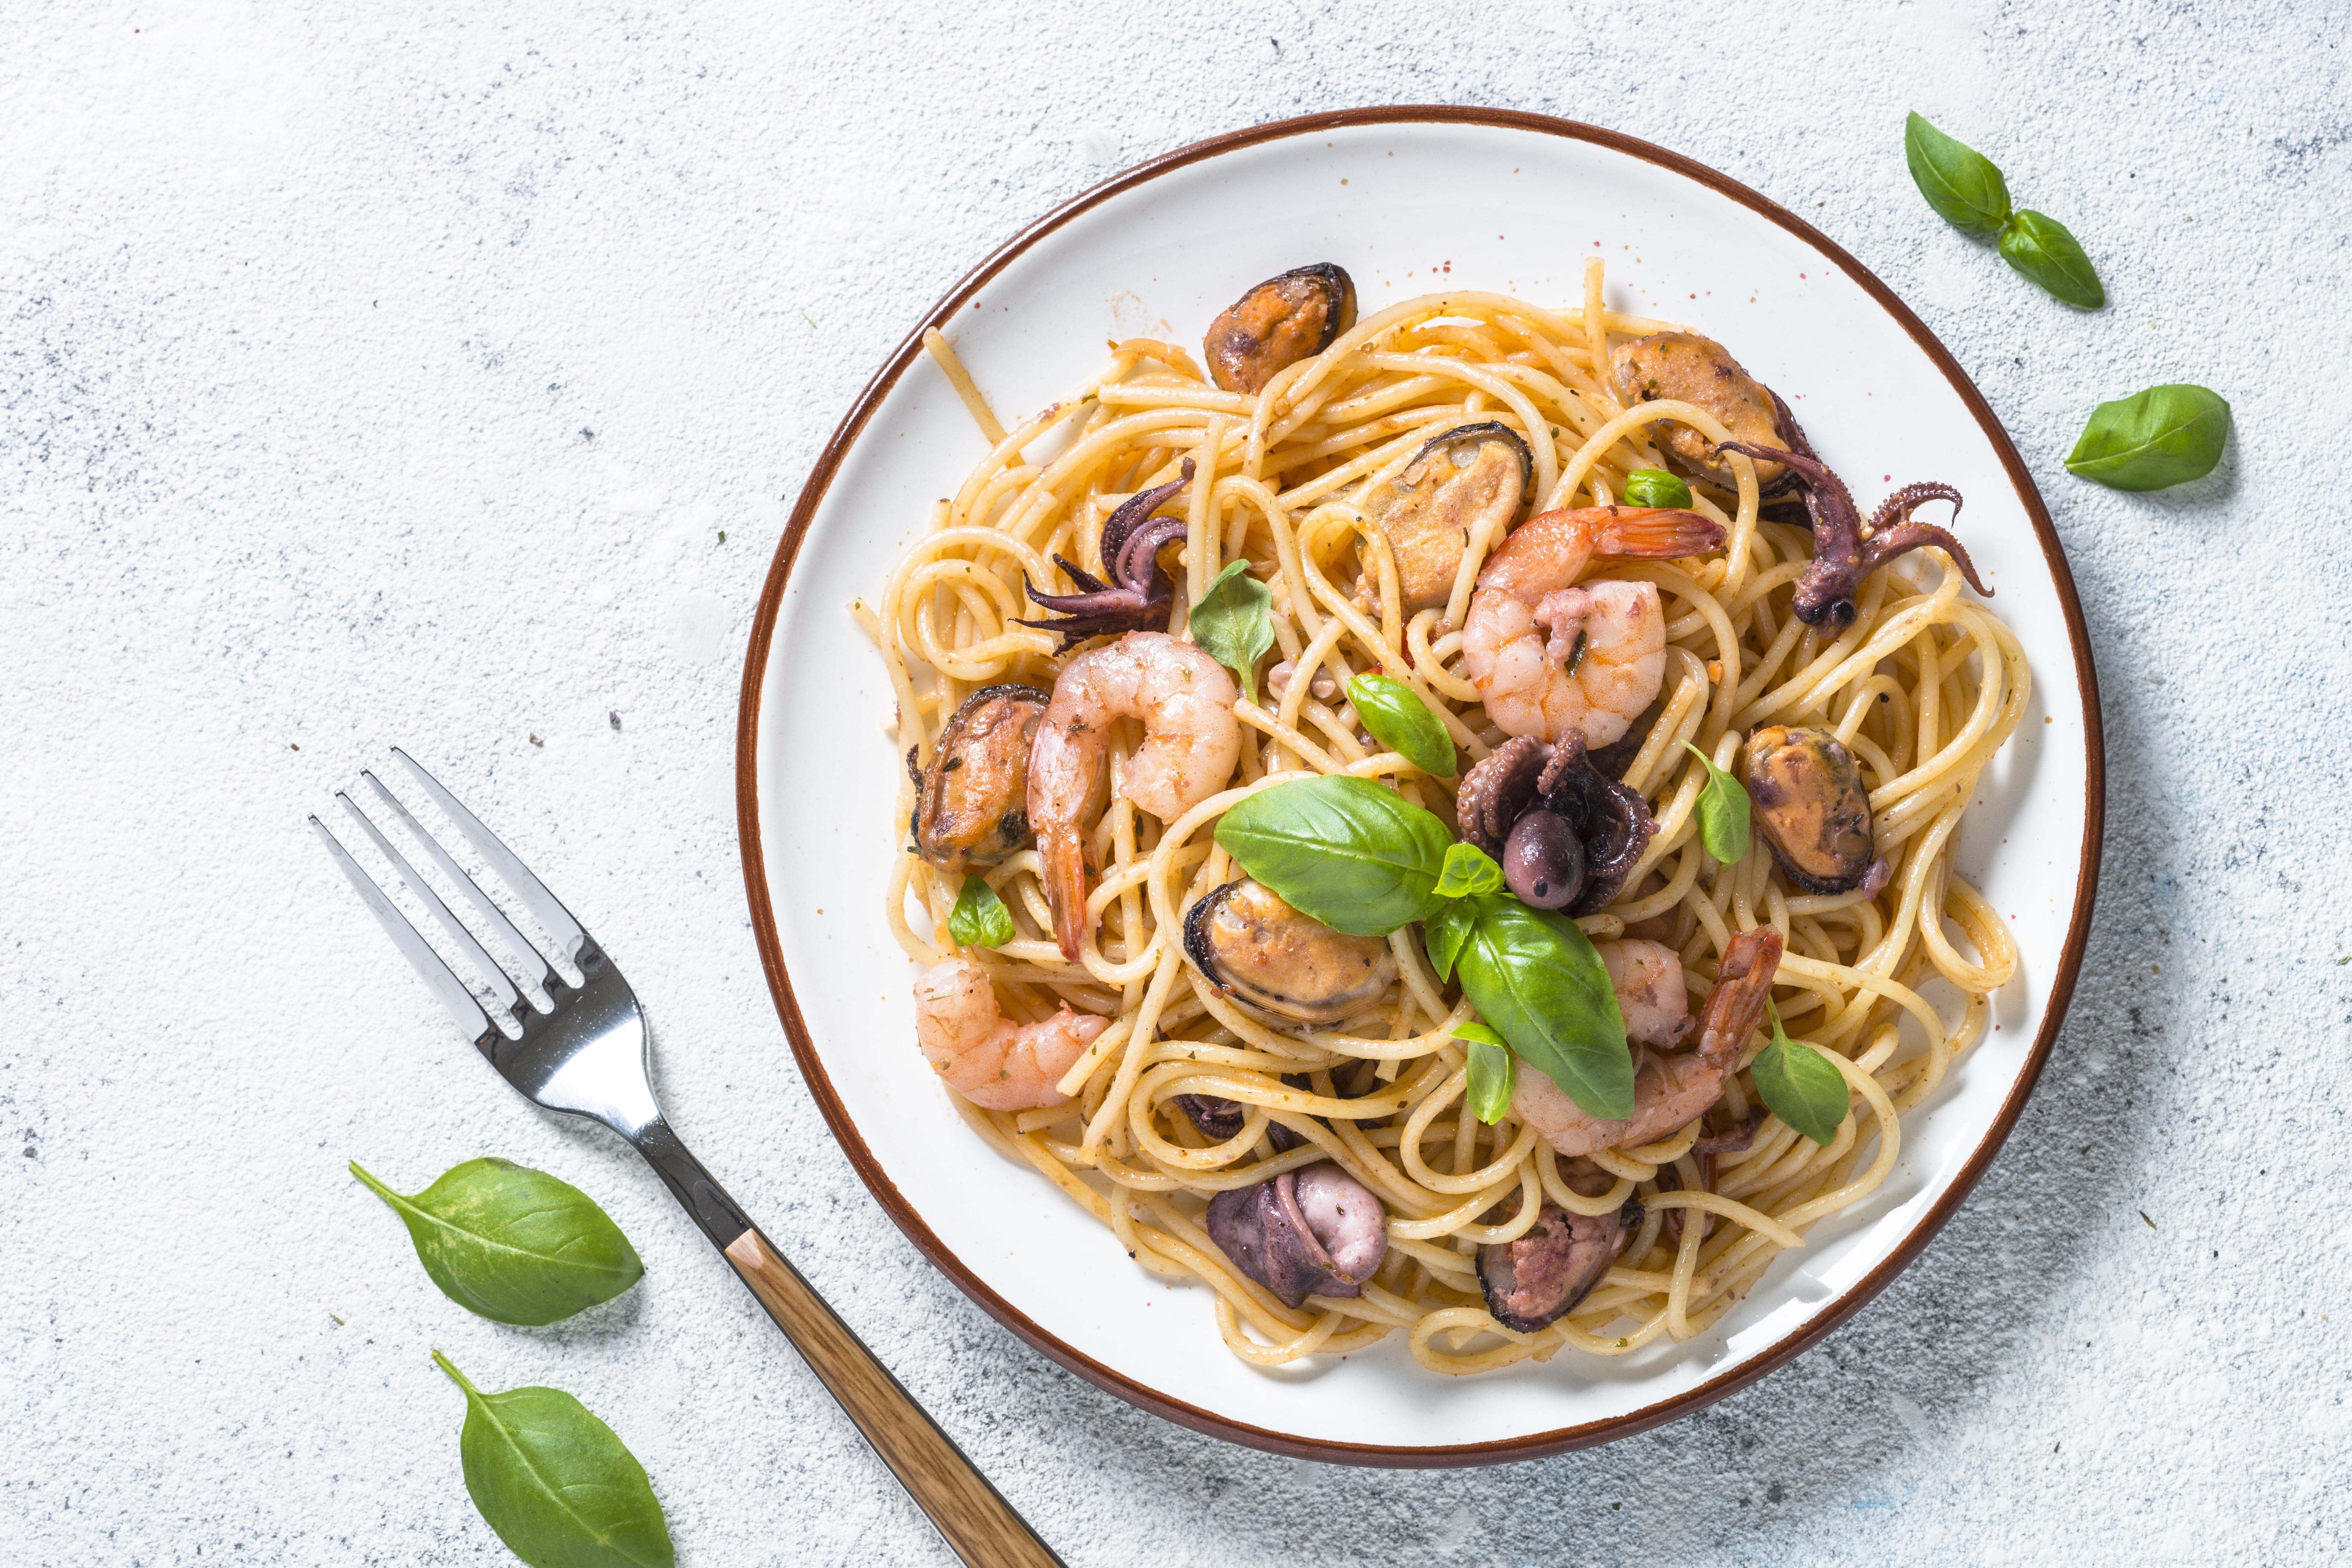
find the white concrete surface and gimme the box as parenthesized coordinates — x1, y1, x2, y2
(5, 3, 2348, 1563)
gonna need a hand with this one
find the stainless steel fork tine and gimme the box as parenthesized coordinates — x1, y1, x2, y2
(359, 769, 552, 993)
(309, 814, 494, 1045)
(333, 790, 522, 1015)
(391, 748, 588, 964)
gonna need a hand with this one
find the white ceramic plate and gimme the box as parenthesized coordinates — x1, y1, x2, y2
(737, 108, 2102, 1464)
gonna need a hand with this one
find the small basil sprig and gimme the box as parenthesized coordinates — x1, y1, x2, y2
(1998, 210, 2104, 309)
(1219, 777, 1633, 1117)
(433, 1352, 675, 1568)
(1433, 841, 1505, 898)
(351, 1158, 642, 1326)
(1904, 112, 2104, 308)
(1622, 468, 1692, 509)
(1680, 741, 1752, 866)
(1347, 673, 1456, 776)
(1453, 1021, 1515, 1124)
(1750, 1002, 1849, 1147)
(1904, 112, 2010, 233)
(1214, 775, 1452, 936)
(947, 875, 1016, 948)
(1188, 559, 1274, 702)
(2065, 384, 2231, 491)
(1455, 902, 1634, 1119)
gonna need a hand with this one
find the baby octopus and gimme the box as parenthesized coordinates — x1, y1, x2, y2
(1460, 506, 1724, 748)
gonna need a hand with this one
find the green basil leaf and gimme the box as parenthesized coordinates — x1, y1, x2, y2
(1680, 741, 1752, 866)
(1188, 559, 1274, 703)
(1422, 896, 1480, 983)
(2064, 383, 2232, 492)
(1346, 673, 1456, 776)
(1998, 209, 2105, 308)
(1451, 1021, 1507, 1048)
(433, 1352, 675, 1568)
(1460, 1033, 1516, 1125)
(1215, 775, 1452, 936)
(1621, 468, 1693, 509)
(1434, 841, 1506, 899)
(1750, 1002, 1849, 1147)
(947, 875, 1016, 949)
(351, 1158, 642, 1327)
(1455, 902, 1633, 1119)
(1903, 112, 2011, 234)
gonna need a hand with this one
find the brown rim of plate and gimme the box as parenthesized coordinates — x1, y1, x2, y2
(734, 106, 2106, 1467)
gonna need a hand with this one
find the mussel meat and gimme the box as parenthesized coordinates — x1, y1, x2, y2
(1609, 331, 1792, 492)
(1477, 1162, 1641, 1332)
(1205, 1163, 1388, 1308)
(1183, 878, 1397, 1026)
(909, 684, 1047, 873)
(1743, 725, 1874, 893)
(1361, 421, 1534, 613)
(1203, 264, 1357, 395)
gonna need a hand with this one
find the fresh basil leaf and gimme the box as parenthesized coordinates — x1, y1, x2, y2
(1622, 468, 1693, 509)
(1750, 1002, 1849, 1147)
(1904, 112, 2011, 234)
(1458, 1027, 1516, 1125)
(351, 1158, 642, 1327)
(433, 1352, 675, 1568)
(947, 875, 1015, 949)
(1680, 741, 1752, 866)
(1346, 673, 1456, 776)
(1455, 902, 1633, 1119)
(1214, 775, 1452, 936)
(1434, 841, 1505, 899)
(1188, 559, 1274, 703)
(2064, 383, 2232, 491)
(1998, 209, 2105, 308)
(1422, 896, 1480, 983)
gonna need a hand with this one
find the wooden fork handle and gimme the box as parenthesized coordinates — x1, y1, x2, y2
(721, 1226, 1063, 1568)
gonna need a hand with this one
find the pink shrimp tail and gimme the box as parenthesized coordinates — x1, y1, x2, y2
(1589, 507, 1727, 560)
(1695, 926, 1784, 1069)
(1040, 828, 1091, 961)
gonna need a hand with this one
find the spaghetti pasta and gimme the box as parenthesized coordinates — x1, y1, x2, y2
(861, 262, 2027, 1376)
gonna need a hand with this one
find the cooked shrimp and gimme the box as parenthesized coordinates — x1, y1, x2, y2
(1029, 630, 1241, 960)
(913, 959, 1110, 1110)
(1461, 507, 1723, 746)
(1598, 938, 1690, 1050)
(1513, 927, 1784, 1159)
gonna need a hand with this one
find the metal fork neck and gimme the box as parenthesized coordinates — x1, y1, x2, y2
(630, 1118, 753, 1251)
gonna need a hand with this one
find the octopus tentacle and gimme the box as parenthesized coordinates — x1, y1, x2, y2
(1016, 461, 1194, 650)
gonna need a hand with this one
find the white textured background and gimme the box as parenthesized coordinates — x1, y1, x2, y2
(6, 3, 2348, 1563)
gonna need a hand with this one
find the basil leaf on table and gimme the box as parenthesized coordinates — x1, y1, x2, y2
(1903, 111, 2011, 234)
(1453, 1022, 1516, 1125)
(1750, 1002, 1850, 1147)
(350, 1158, 642, 1326)
(1188, 559, 1274, 702)
(2064, 384, 2232, 491)
(1621, 468, 1693, 509)
(1454, 902, 1633, 1119)
(947, 874, 1016, 949)
(1346, 672, 1457, 776)
(1998, 209, 2105, 308)
(433, 1352, 675, 1568)
(1214, 776, 1452, 936)
(1433, 841, 1505, 899)
(1680, 741, 1752, 866)
(1421, 894, 1481, 984)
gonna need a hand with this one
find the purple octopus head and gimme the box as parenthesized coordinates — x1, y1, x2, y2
(1204, 1163, 1388, 1309)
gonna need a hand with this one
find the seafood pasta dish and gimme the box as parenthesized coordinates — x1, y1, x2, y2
(858, 257, 2027, 1376)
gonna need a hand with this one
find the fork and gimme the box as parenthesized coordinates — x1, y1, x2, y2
(311, 749, 1062, 1568)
